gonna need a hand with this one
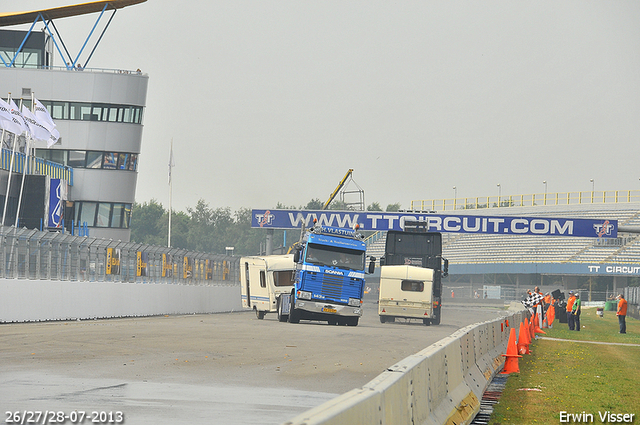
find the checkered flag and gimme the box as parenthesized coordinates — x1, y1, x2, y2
(522, 292, 544, 309)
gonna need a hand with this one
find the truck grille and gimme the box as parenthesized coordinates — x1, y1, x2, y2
(300, 271, 362, 303)
(321, 275, 344, 299)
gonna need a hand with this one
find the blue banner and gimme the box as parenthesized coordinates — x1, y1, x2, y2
(48, 178, 63, 228)
(251, 209, 618, 238)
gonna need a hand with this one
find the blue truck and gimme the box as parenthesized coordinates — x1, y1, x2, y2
(278, 223, 375, 326)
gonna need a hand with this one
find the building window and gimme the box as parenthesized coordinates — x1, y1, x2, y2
(75, 201, 132, 228)
(78, 202, 97, 227)
(34, 149, 138, 172)
(111, 203, 124, 228)
(68, 150, 86, 168)
(86, 151, 103, 169)
(102, 153, 118, 169)
(95, 203, 111, 227)
(41, 100, 143, 124)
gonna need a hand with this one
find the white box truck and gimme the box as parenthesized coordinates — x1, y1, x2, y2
(378, 265, 436, 325)
(240, 255, 295, 321)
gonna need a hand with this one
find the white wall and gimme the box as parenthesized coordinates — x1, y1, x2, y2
(0, 278, 241, 323)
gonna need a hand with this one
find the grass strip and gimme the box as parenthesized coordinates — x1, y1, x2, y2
(489, 308, 640, 424)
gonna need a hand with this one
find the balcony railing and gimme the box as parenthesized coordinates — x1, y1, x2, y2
(411, 191, 640, 211)
(1, 148, 73, 185)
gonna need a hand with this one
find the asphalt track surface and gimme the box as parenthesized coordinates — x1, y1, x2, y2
(1, 302, 507, 425)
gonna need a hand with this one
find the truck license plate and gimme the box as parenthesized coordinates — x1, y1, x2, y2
(322, 307, 337, 313)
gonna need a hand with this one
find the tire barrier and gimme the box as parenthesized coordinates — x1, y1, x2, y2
(283, 311, 528, 425)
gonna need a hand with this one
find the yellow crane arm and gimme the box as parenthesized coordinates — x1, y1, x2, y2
(322, 169, 353, 210)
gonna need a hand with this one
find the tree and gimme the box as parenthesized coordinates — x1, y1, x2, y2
(130, 199, 167, 246)
(304, 198, 324, 210)
(386, 203, 401, 212)
(367, 202, 383, 211)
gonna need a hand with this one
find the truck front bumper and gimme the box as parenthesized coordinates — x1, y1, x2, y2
(295, 300, 362, 317)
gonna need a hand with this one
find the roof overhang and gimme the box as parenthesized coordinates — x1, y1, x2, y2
(0, 0, 147, 27)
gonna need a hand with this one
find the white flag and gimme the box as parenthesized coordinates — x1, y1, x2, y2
(0, 98, 27, 136)
(0, 98, 23, 135)
(33, 97, 56, 132)
(21, 104, 52, 142)
(47, 127, 61, 147)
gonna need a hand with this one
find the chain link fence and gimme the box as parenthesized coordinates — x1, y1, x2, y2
(0, 226, 240, 284)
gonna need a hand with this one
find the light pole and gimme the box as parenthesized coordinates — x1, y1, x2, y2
(590, 179, 594, 203)
(452, 186, 457, 210)
(497, 183, 501, 207)
(543, 180, 547, 205)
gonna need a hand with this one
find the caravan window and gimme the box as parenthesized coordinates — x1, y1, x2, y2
(273, 270, 295, 287)
(401, 280, 424, 292)
(260, 271, 266, 288)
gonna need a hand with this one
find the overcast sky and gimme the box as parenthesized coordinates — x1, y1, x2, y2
(12, 1, 640, 212)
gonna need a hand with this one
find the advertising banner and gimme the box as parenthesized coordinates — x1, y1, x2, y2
(47, 178, 65, 228)
(162, 253, 173, 277)
(106, 248, 121, 275)
(136, 251, 148, 277)
(251, 209, 618, 238)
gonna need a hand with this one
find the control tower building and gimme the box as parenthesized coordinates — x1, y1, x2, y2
(0, 0, 148, 241)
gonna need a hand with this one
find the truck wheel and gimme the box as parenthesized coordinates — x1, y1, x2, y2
(432, 308, 441, 325)
(277, 297, 288, 322)
(288, 294, 300, 324)
(423, 318, 431, 326)
(256, 309, 265, 320)
(379, 316, 387, 323)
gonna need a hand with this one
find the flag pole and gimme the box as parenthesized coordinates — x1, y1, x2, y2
(168, 138, 173, 248)
(14, 93, 34, 228)
(1, 93, 18, 227)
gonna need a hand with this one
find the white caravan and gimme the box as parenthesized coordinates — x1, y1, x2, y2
(240, 255, 295, 321)
(378, 265, 436, 325)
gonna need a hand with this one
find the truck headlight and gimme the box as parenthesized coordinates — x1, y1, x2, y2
(348, 298, 361, 307)
(298, 290, 312, 300)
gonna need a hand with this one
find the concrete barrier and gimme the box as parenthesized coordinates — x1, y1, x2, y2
(283, 312, 525, 425)
(0, 278, 242, 323)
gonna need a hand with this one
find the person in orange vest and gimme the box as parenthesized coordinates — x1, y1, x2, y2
(617, 294, 628, 334)
(566, 291, 576, 330)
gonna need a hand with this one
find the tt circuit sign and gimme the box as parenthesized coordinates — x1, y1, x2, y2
(251, 209, 618, 239)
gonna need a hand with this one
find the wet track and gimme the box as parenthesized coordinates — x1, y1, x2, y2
(1, 302, 507, 425)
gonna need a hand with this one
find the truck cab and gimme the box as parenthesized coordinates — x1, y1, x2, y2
(287, 224, 374, 326)
(379, 228, 447, 325)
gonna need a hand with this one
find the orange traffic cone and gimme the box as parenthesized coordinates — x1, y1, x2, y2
(547, 305, 555, 328)
(534, 315, 546, 334)
(501, 327, 522, 374)
(527, 317, 535, 341)
(517, 321, 530, 355)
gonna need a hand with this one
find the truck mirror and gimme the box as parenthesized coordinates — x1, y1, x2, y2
(442, 258, 449, 278)
(379, 256, 385, 266)
(293, 248, 301, 263)
(368, 257, 376, 274)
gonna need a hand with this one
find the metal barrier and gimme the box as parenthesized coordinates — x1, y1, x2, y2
(283, 311, 527, 425)
(0, 225, 239, 284)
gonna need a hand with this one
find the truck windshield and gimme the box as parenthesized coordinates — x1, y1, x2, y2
(304, 243, 365, 271)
